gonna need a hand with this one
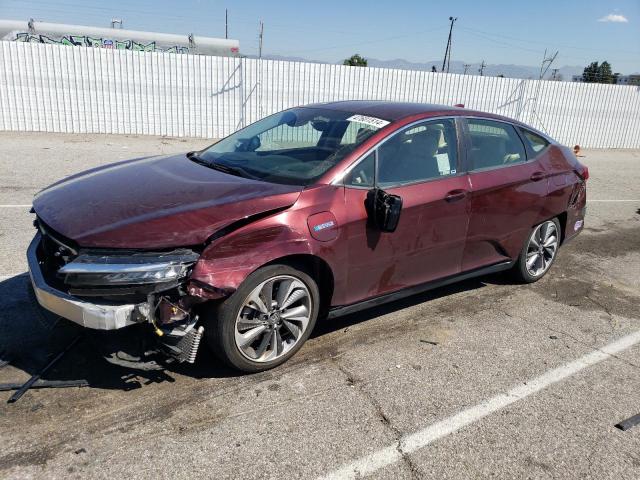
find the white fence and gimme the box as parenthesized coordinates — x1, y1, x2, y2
(1, 41, 639, 148)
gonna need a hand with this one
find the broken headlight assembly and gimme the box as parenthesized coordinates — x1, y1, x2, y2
(58, 250, 199, 287)
(56, 248, 205, 363)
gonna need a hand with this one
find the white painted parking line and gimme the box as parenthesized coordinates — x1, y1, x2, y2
(320, 329, 640, 480)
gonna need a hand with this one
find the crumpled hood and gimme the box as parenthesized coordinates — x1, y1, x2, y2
(32, 153, 303, 248)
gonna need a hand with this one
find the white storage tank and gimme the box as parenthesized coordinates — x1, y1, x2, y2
(0, 19, 240, 56)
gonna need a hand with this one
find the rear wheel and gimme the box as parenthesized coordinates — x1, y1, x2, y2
(512, 218, 561, 283)
(204, 264, 319, 372)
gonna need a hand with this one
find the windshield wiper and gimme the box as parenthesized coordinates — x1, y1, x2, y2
(187, 151, 253, 179)
(208, 162, 254, 179)
(186, 150, 207, 164)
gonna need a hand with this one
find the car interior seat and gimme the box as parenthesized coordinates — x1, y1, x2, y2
(470, 135, 507, 169)
(379, 129, 441, 183)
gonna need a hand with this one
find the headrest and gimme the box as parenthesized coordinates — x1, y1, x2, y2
(410, 129, 440, 157)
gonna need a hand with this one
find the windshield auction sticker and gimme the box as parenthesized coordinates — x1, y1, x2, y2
(347, 114, 390, 129)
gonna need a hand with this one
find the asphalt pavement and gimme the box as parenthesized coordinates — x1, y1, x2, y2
(0, 132, 638, 479)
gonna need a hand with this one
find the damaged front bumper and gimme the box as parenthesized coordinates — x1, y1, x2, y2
(27, 233, 149, 330)
(27, 232, 207, 363)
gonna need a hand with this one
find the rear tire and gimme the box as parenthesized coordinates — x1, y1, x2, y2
(203, 264, 320, 373)
(512, 218, 561, 283)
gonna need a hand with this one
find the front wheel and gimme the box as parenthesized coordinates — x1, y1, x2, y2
(512, 218, 561, 283)
(204, 264, 320, 372)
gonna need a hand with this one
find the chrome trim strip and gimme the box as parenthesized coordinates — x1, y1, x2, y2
(27, 233, 146, 330)
(59, 261, 177, 274)
(332, 113, 557, 187)
(463, 114, 556, 144)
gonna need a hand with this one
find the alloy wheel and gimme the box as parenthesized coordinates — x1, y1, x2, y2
(525, 221, 559, 277)
(234, 275, 312, 362)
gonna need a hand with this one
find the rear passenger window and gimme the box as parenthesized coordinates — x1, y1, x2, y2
(467, 119, 526, 170)
(520, 128, 550, 154)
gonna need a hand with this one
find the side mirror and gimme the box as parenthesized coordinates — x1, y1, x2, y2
(365, 188, 403, 232)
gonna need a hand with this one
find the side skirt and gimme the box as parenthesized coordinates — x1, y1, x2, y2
(327, 261, 514, 319)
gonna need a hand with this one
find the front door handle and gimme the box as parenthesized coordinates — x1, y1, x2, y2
(444, 189, 468, 202)
(530, 171, 546, 182)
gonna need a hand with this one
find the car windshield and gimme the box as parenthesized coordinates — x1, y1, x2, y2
(197, 107, 389, 185)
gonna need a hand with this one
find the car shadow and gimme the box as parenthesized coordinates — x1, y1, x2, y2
(0, 270, 508, 394)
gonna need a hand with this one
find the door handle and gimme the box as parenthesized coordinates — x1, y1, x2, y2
(530, 171, 546, 182)
(444, 189, 468, 202)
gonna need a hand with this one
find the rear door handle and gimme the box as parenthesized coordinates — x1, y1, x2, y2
(444, 189, 468, 202)
(530, 171, 546, 182)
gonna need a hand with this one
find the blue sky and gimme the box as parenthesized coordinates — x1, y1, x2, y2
(2, 0, 639, 72)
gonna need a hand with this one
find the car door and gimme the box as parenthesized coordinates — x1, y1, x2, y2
(462, 117, 549, 272)
(339, 118, 471, 306)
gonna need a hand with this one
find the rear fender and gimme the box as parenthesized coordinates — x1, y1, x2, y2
(537, 145, 586, 242)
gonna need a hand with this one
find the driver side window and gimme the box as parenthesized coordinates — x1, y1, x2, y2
(344, 152, 375, 187)
(378, 119, 458, 186)
(344, 119, 459, 188)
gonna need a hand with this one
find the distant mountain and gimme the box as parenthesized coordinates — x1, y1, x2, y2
(365, 58, 582, 81)
(248, 54, 325, 64)
(247, 54, 582, 81)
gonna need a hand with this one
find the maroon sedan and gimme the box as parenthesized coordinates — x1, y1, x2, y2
(28, 101, 588, 372)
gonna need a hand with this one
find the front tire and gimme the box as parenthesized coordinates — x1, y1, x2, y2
(204, 264, 320, 372)
(512, 218, 561, 283)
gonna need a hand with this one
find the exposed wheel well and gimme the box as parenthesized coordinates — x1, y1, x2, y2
(265, 254, 335, 318)
(556, 211, 568, 244)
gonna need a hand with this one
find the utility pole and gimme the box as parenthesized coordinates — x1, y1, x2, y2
(441, 16, 457, 73)
(478, 60, 486, 76)
(463, 63, 471, 75)
(225, 9, 228, 39)
(530, 49, 558, 126)
(551, 68, 559, 80)
(110, 18, 123, 29)
(258, 21, 264, 58)
(538, 49, 559, 80)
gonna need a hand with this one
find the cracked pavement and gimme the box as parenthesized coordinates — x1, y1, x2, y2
(0, 134, 639, 479)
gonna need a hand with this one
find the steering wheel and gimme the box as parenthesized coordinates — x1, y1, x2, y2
(353, 166, 371, 185)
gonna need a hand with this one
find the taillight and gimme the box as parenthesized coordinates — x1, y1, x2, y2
(575, 165, 589, 182)
(581, 166, 589, 181)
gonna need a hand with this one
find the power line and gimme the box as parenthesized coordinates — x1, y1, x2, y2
(279, 25, 447, 55)
(3, 0, 197, 22)
(456, 29, 617, 66)
(460, 25, 640, 56)
(459, 29, 542, 54)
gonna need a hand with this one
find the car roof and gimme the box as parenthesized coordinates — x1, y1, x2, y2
(303, 100, 519, 125)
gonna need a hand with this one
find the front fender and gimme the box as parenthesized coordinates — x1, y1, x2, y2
(188, 210, 338, 298)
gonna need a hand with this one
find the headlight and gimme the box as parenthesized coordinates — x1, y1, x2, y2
(58, 250, 199, 286)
